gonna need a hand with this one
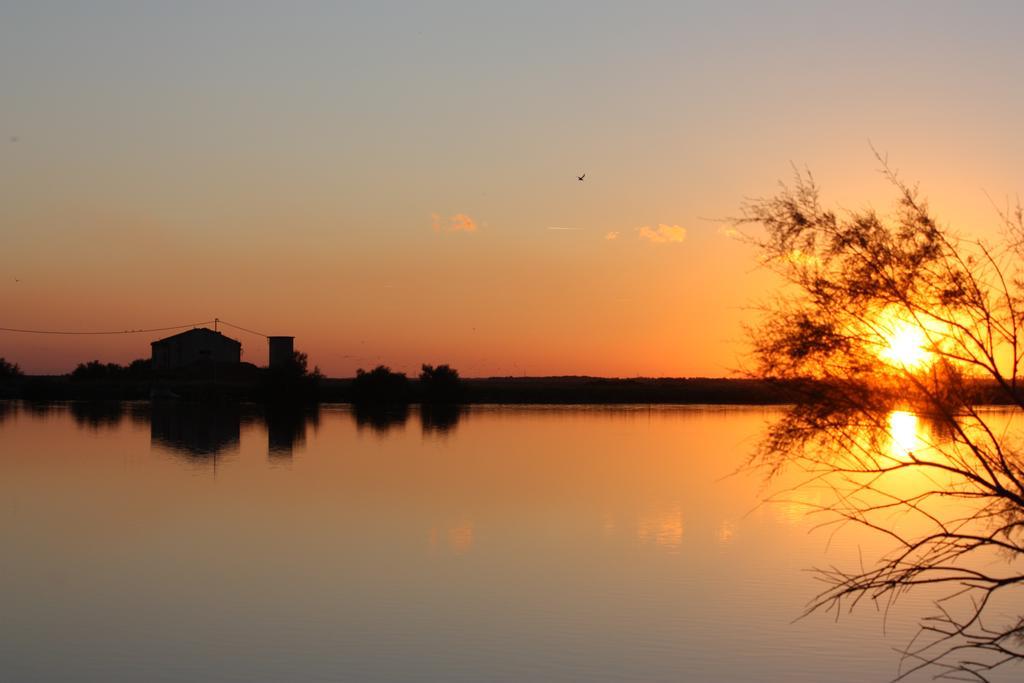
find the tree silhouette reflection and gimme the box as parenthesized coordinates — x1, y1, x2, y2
(352, 403, 410, 434)
(420, 403, 463, 435)
(0, 401, 15, 426)
(70, 401, 126, 430)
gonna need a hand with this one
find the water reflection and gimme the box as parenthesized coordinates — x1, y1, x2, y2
(151, 401, 242, 458)
(888, 409, 923, 460)
(16, 400, 461, 450)
(349, 403, 466, 436)
(420, 403, 463, 435)
(429, 520, 475, 555)
(636, 503, 685, 552)
(266, 406, 319, 458)
(0, 400, 15, 425)
(70, 401, 148, 430)
(352, 403, 411, 434)
(148, 401, 321, 460)
(0, 400, 144, 427)
(4, 402, 1007, 682)
(21, 401, 59, 419)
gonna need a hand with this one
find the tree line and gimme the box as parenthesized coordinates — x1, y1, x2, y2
(0, 352, 464, 405)
(351, 364, 463, 404)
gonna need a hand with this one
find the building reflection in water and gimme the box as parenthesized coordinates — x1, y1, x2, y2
(148, 401, 320, 460)
(150, 401, 242, 458)
(265, 405, 319, 458)
(50, 399, 467, 460)
(8, 399, 471, 456)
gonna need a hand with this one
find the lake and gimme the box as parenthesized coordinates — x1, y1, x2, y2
(0, 401, 1017, 682)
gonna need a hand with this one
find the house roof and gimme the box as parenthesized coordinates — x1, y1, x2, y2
(151, 327, 241, 347)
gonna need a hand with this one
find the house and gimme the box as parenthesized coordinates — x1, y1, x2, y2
(151, 328, 241, 370)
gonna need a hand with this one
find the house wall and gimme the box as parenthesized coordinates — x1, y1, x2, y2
(152, 331, 241, 369)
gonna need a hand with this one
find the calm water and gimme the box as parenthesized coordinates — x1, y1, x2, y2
(0, 401, 1017, 682)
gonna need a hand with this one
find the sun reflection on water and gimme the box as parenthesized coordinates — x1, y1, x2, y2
(888, 410, 923, 461)
(636, 503, 685, 552)
(429, 521, 476, 555)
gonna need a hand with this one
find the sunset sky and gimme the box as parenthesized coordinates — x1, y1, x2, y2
(4, 1, 1024, 376)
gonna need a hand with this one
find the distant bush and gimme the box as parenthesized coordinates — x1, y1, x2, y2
(71, 360, 121, 380)
(352, 365, 410, 404)
(0, 357, 23, 378)
(71, 358, 151, 381)
(419, 364, 463, 403)
(126, 358, 152, 376)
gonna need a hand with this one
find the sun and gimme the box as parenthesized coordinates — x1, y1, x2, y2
(878, 320, 931, 369)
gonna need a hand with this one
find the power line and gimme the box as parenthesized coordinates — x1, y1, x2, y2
(0, 320, 216, 336)
(216, 320, 268, 338)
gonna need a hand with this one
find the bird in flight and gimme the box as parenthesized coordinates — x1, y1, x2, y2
(577, 173, 585, 182)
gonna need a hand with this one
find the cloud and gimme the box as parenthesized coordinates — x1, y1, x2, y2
(432, 212, 478, 233)
(450, 213, 476, 232)
(605, 231, 620, 240)
(717, 225, 741, 238)
(636, 224, 687, 244)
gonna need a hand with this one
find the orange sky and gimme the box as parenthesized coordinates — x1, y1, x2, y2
(4, 3, 1024, 376)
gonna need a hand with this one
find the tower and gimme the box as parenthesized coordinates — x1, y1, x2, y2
(268, 336, 295, 369)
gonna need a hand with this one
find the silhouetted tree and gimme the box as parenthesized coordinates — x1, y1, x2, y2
(71, 360, 123, 380)
(419, 363, 464, 403)
(260, 349, 320, 402)
(739, 162, 1024, 681)
(352, 365, 410, 404)
(0, 357, 22, 378)
(70, 358, 150, 380)
(126, 358, 152, 377)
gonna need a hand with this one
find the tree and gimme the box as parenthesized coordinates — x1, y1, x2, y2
(69, 359, 151, 380)
(273, 350, 321, 379)
(419, 363, 463, 403)
(260, 349, 321, 403)
(127, 358, 152, 377)
(739, 164, 1024, 681)
(71, 360, 122, 380)
(351, 365, 410, 404)
(0, 357, 22, 378)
